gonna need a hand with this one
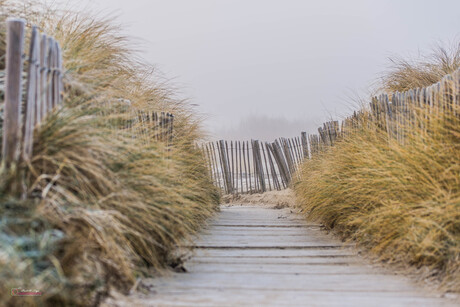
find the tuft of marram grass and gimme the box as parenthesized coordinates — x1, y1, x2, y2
(0, 1, 219, 306)
(295, 79, 460, 292)
(382, 41, 460, 93)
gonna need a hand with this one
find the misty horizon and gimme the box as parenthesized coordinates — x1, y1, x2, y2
(66, 0, 460, 140)
(210, 114, 321, 141)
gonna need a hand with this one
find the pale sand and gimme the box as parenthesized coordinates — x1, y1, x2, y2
(221, 188, 297, 209)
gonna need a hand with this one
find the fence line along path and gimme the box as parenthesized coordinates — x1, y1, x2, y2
(1, 18, 176, 197)
(119, 205, 457, 306)
(202, 67, 460, 196)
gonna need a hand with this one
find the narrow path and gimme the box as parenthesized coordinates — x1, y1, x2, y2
(137, 206, 456, 306)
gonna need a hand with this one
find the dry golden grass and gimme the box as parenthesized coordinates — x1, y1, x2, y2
(382, 41, 460, 93)
(0, 1, 219, 306)
(295, 69, 460, 292)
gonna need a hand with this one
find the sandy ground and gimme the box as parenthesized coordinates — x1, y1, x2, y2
(221, 189, 297, 209)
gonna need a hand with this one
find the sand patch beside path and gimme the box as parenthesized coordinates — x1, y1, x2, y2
(221, 189, 297, 209)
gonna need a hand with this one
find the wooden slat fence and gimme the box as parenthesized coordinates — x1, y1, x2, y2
(201, 135, 308, 194)
(308, 68, 460, 154)
(124, 109, 174, 145)
(1, 19, 64, 169)
(0, 18, 175, 175)
(204, 68, 460, 195)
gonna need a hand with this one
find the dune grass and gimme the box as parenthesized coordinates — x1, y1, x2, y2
(381, 41, 460, 93)
(0, 1, 219, 306)
(295, 46, 460, 293)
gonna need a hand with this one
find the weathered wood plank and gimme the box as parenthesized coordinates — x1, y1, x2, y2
(22, 26, 39, 162)
(140, 289, 455, 307)
(2, 18, 25, 168)
(192, 248, 356, 258)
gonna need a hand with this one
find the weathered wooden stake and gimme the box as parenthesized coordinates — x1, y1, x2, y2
(246, 141, 252, 193)
(22, 26, 39, 162)
(2, 18, 25, 168)
(243, 142, 249, 193)
(261, 142, 272, 191)
(238, 141, 243, 194)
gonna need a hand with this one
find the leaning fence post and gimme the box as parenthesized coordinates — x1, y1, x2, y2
(2, 18, 25, 169)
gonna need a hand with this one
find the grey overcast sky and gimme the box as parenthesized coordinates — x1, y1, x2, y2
(64, 0, 460, 140)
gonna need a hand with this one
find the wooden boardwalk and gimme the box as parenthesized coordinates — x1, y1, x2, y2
(136, 206, 457, 306)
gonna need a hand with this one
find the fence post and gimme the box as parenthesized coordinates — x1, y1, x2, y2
(40, 34, 48, 120)
(22, 26, 40, 163)
(301, 132, 308, 158)
(252, 140, 266, 192)
(238, 141, 243, 194)
(219, 140, 233, 194)
(2, 18, 25, 169)
(243, 142, 249, 193)
(46, 37, 54, 111)
(261, 141, 272, 191)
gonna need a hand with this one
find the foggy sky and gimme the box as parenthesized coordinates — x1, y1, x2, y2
(65, 0, 460, 140)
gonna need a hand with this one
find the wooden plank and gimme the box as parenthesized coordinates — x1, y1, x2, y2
(216, 141, 228, 193)
(252, 140, 265, 192)
(231, 141, 236, 194)
(245, 141, 252, 193)
(287, 138, 299, 175)
(192, 248, 356, 258)
(184, 263, 386, 275)
(52, 39, 59, 108)
(140, 289, 456, 307)
(210, 143, 220, 186)
(242, 142, 249, 193)
(301, 132, 308, 158)
(39, 34, 48, 121)
(22, 26, 39, 162)
(220, 140, 232, 194)
(238, 141, 243, 194)
(202, 144, 213, 183)
(34, 32, 42, 125)
(203, 144, 212, 183)
(56, 41, 63, 105)
(260, 141, 272, 191)
(283, 138, 296, 175)
(287, 138, 298, 166)
(46, 37, 54, 111)
(251, 140, 260, 192)
(149, 272, 426, 292)
(210, 142, 223, 192)
(189, 256, 358, 265)
(225, 141, 233, 193)
(2, 18, 25, 168)
(53, 41, 62, 106)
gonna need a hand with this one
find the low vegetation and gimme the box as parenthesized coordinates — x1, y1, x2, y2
(0, 1, 219, 306)
(295, 43, 460, 292)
